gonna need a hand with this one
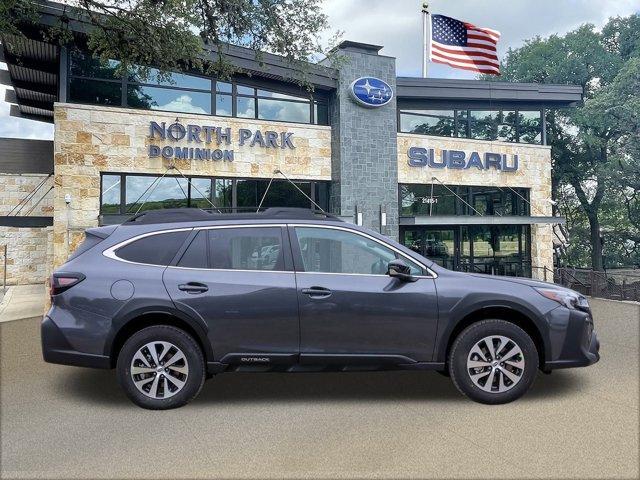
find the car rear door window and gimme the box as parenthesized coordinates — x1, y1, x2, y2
(177, 230, 208, 268)
(209, 227, 284, 271)
(116, 230, 190, 265)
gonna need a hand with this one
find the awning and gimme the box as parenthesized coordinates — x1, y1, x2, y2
(400, 215, 566, 226)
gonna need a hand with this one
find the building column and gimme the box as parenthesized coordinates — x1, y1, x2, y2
(323, 42, 399, 239)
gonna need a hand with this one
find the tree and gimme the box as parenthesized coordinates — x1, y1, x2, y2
(1, 0, 334, 87)
(487, 16, 640, 270)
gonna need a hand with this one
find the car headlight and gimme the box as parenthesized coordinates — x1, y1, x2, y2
(535, 287, 589, 310)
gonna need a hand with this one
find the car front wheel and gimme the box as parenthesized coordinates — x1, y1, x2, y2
(117, 325, 205, 410)
(448, 319, 538, 404)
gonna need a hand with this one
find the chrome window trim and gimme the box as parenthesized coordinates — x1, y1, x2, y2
(289, 223, 438, 279)
(102, 222, 438, 278)
(166, 266, 294, 274)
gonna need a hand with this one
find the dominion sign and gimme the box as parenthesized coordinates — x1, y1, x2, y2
(148, 120, 295, 161)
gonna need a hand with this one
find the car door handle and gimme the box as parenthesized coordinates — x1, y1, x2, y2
(178, 282, 209, 294)
(301, 287, 332, 298)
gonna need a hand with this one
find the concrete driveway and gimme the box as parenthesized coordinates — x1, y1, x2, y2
(1, 298, 638, 479)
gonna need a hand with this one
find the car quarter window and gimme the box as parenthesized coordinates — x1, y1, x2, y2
(209, 227, 285, 271)
(116, 230, 190, 266)
(294, 227, 423, 275)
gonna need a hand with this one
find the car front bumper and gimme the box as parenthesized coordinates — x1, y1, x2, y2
(544, 306, 600, 370)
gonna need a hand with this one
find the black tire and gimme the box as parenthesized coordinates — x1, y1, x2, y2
(117, 325, 205, 410)
(448, 319, 538, 405)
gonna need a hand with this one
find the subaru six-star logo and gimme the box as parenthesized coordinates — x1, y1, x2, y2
(349, 77, 393, 107)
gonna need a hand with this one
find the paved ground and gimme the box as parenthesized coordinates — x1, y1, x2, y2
(1, 299, 638, 479)
(0, 284, 45, 323)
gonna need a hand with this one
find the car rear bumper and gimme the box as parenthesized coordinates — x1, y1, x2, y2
(544, 307, 600, 370)
(41, 315, 111, 369)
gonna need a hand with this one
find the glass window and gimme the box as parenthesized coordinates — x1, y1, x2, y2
(256, 180, 311, 209)
(101, 175, 121, 214)
(213, 179, 232, 208)
(257, 89, 306, 101)
(127, 85, 211, 114)
(518, 111, 542, 144)
(314, 182, 330, 212)
(189, 178, 212, 209)
(399, 184, 457, 217)
(236, 97, 255, 118)
(469, 110, 497, 140)
(497, 111, 517, 142)
(235, 179, 258, 209)
(400, 184, 529, 217)
(116, 231, 189, 265)
(295, 227, 422, 275)
(177, 231, 208, 268)
(69, 78, 122, 106)
(210, 227, 284, 271)
(128, 67, 211, 90)
(125, 176, 189, 212)
(258, 98, 310, 123)
(237, 85, 255, 95)
(455, 110, 469, 137)
(314, 102, 329, 125)
(216, 81, 232, 93)
(215, 93, 232, 116)
(400, 110, 455, 136)
(70, 49, 121, 79)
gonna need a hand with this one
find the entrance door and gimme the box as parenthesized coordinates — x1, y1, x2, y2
(401, 227, 458, 270)
(163, 226, 299, 364)
(290, 225, 439, 363)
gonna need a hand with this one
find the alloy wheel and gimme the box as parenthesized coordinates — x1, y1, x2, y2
(466, 335, 525, 393)
(130, 341, 189, 399)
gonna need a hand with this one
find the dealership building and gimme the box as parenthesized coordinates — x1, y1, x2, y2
(0, 1, 582, 284)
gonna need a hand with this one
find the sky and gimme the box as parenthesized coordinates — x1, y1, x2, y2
(1, 0, 639, 141)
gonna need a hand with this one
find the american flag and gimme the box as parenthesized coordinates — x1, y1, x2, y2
(429, 14, 501, 75)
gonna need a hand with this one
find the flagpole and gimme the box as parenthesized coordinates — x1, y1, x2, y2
(422, 2, 430, 77)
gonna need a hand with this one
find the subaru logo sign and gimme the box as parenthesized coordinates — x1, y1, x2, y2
(349, 77, 393, 108)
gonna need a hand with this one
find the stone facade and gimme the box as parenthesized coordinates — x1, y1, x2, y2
(324, 48, 399, 238)
(397, 133, 554, 278)
(0, 174, 54, 285)
(52, 103, 332, 268)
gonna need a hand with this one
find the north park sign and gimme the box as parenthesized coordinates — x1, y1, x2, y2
(407, 147, 519, 172)
(148, 120, 295, 161)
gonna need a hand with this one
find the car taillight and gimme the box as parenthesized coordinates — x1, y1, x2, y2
(50, 273, 86, 296)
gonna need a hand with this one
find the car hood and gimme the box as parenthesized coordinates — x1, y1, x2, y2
(466, 273, 568, 290)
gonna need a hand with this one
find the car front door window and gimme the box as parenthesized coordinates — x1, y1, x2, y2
(294, 227, 422, 275)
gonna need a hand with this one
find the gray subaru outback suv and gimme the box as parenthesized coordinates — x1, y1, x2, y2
(42, 208, 599, 409)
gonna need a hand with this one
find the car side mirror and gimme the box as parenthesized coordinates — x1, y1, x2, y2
(387, 259, 417, 282)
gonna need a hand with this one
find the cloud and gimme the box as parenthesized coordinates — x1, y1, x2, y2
(155, 94, 209, 114)
(321, 0, 640, 78)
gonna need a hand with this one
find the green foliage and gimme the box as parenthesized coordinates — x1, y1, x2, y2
(485, 15, 640, 269)
(2, 0, 335, 89)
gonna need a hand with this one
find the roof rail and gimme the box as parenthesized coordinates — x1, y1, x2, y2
(122, 207, 343, 225)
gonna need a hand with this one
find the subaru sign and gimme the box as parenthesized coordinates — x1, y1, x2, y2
(349, 77, 393, 107)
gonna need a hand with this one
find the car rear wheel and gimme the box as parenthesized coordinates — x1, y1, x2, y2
(117, 325, 205, 410)
(448, 319, 538, 404)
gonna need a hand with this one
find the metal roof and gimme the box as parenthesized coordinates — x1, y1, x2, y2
(396, 77, 583, 108)
(0, 34, 59, 122)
